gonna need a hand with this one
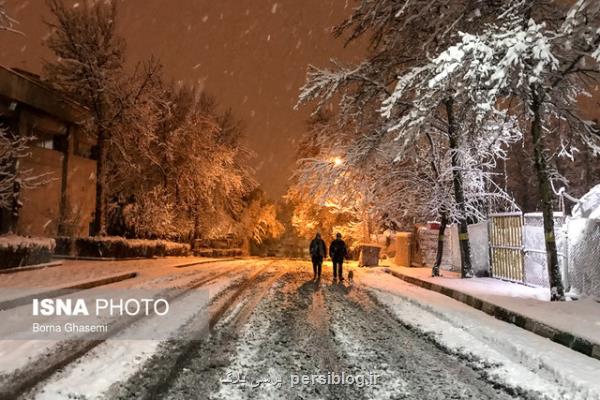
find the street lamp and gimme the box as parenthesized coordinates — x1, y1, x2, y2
(333, 157, 343, 166)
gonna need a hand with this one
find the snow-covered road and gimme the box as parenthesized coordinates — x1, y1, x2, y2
(1, 258, 598, 399)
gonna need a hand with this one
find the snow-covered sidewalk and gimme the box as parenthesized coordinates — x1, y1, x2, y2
(0, 256, 223, 290)
(383, 265, 600, 360)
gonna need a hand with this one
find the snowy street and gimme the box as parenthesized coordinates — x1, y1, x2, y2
(1, 258, 599, 400)
(2, 1, 600, 399)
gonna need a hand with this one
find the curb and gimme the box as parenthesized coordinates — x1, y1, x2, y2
(0, 272, 137, 311)
(0, 261, 63, 275)
(53, 255, 152, 261)
(173, 258, 240, 268)
(383, 268, 600, 361)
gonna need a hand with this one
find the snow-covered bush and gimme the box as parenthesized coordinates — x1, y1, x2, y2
(55, 236, 190, 258)
(0, 235, 55, 269)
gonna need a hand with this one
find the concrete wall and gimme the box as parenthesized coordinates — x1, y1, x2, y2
(443, 223, 491, 276)
(17, 147, 63, 236)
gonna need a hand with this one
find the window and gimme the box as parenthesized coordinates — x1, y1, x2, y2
(36, 138, 54, 149)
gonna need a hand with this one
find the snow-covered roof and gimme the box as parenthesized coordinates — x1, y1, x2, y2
(0, 64, 90, 125)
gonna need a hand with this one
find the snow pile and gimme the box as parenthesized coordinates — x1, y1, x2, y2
(572, 185, 600, 219)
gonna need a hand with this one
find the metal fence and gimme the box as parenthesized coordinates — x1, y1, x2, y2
(567, 218, 600, 298)
(522, 213, 567, 288)
(424, 212, 598, 295)
(488, 212, 571, 288)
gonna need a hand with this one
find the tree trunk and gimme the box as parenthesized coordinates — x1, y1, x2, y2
(92, 129, 108, 236)
(530, 87, 565, 301)
(1, 126, 21, 234)
(242, 236, 251, 256)
(7, 130, 20, 234)
(445, 97, 473, 278)
(9, 178, 21, 233)
(432, 212, 448, 277)
(193, 207, 202, 241)
(58, 128, 72, 236)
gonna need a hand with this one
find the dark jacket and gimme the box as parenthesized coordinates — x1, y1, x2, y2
(329, 239, 348, 260)
(310, 238, 327, 258)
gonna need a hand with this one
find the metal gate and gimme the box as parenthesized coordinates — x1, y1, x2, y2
(488, 212, 525, 283)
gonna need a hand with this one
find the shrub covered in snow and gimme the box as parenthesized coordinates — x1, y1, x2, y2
(55, 236, 190, 259)
(0, 235, 56, 269)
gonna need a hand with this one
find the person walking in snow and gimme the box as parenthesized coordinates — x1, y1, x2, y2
(309, 233, 327, 280)
(329, 232, 348, 281)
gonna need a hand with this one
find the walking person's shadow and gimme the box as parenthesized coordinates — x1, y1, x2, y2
(299, 276, 322, 294)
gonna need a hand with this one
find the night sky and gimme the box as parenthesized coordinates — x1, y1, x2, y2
(1, 0, 364, 199)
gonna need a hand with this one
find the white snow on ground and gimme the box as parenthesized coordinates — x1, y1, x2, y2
(0, 269, 212, 374)
(33, 274, 242, 400)
(329, 316, 410, 399)
(0, 260, 251, 377)
(388, 265, 551, 300)
(0, 257, 222, 291)
(212, 278, 283, 400)
(214, 296, 248, 330)
(358, 269, 600, 400)
(387, 265, 600, 346)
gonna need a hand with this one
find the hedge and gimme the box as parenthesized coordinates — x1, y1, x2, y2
(194, 248, 243, 258)
(0, 235, 55, 269)
(55, 236, 190, 259)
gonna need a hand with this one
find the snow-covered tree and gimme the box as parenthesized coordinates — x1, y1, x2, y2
(44, 0, 130, 236)
(105, 71, 258, 243)
(0, 129, 27, 232)
(234, 189, 284, 251)
(286, 111, 380, 244)
(422, 0, 600, 299)
(0, 129, 52, 233)
(297, 0, 516, 277)
(0, 1, 20, 34)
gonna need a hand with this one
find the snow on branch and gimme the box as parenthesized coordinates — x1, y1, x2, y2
(296, 61, 370, 112)
(0, 128, 54, 212)
(0, 1, 22, 35)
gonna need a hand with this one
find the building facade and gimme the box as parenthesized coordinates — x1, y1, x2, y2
(0, 65, 96, 237)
